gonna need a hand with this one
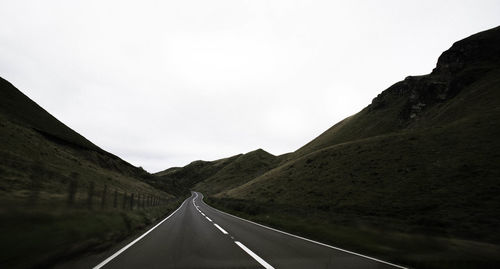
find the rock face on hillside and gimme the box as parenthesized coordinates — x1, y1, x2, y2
(370, 26, 500, 123)
(155, 26, 500, 268)
(216, 25, 500, 244)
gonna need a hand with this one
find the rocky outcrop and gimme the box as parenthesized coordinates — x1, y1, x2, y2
(370, 26, 500, 122)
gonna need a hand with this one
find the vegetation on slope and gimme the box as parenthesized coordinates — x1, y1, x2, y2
(194, 149, 281, 194)
(153, 154, 242, 195)
(160, 26, 500, 268)
(0, 79, 184, 268)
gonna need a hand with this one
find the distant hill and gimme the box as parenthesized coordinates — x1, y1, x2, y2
(157, 26, 500, 268)
(194, 149, 281, 194)
(154, 154, 241, 194)
(153, 149, 284, 195)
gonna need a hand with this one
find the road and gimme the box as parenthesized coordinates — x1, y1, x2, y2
(94, 192, 406, 269)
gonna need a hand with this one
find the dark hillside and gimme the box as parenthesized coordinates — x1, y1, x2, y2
(153, 155, 242, 195)
(291, 26, 500, 159)
(0, 78, 182, 268)
(0, 77, 153, 179)
(0, 77, 101, 152)
(194, 149, 279, 194)
(206, 26, 500, 268)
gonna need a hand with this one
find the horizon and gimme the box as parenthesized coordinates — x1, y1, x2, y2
(1, 1, 499, 172)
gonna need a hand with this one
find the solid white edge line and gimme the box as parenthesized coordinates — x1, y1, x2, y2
(198, 192, 408, 269)
(206, 217, 213, 222)
(213, 223, 228, 234)
(93, 197, 190, 269)
(235, 241, 274, 269)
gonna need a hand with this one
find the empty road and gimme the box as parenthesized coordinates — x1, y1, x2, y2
(94, 192, 406, 269)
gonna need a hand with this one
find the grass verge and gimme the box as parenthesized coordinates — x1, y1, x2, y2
(0, 197, 186, 269)
(204, 197, 500, 269)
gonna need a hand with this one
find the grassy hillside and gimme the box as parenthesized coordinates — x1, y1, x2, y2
(194, 149, 280, 194)
(0, 77, 103, 152)
(0, 78, 184, 268)
(153, 154, 242, 195)
(153, 149, 287, 196)
(290, 25, 500, 159)
(159, 26, 500, 268)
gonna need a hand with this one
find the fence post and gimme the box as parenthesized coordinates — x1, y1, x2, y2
(101, 184, 107, 209)
(87, 181, 95, 209)
(67, 179, 78, 206)
(113, 189, 118, 208)
(122, 192, 127, 210)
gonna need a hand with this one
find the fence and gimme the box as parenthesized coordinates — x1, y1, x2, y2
(23, 177, 170, 211)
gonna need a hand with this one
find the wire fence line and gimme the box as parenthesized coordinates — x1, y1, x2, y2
(23, 177, 171, 211)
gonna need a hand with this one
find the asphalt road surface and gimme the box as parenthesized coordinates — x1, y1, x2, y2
(94, 192, 406, 269)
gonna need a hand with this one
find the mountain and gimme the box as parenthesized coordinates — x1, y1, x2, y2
(0, 78, 182, 268)
(223, 27, 500, 210)
(154, 148, 285, 195)
(289, 25, 500, 159)
(194, 149, 281, 194)
(154, 154, 242, 195)
(158, 26, 500, 268)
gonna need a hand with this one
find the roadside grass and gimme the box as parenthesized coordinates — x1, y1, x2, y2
(205, 197, 500, 269)
(0, 198, 185, 269)
(0, 110, 185, 268)
(221, 111, 500, 243)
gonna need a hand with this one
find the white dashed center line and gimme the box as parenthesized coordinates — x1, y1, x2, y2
(193, 193, 275, 269)
(235, 241, 274, 269)
(213, 223, 228, 234)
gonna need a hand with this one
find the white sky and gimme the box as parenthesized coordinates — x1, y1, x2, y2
(1, 1, 499, 172)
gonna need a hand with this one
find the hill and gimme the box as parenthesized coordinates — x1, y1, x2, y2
(158, 26, 500, 268)
(194, 149, 281, 194)
(153, 154, 242, 195)
(0, 78, 183, 268)
(290, 25, 500, 159)
(153, 149, 285, 195)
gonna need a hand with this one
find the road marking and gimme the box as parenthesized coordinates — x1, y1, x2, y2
(206, 217, 212, 222)
(93, 197, 189, 269)
(234, 241, 274, 269)
(201, 212, 206, 216)
(213, 223, 228, 234)
(197, 192, 407, 269)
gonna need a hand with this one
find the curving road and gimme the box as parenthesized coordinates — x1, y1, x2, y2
(93, 192, 406, 269)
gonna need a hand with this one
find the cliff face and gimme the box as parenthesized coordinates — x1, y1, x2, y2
(368, 27, 500, 124)
(370, 26, 500, 124)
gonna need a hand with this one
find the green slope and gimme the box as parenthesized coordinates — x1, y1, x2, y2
(0, 78, 182, 268)
(0, 77, 102, 152)
(290, 25, 500, 159)
(176, 26, 500, 268)
(153, 155, 242, 195)
(194, 149, 280, 194)
(153, 149, 286, 196)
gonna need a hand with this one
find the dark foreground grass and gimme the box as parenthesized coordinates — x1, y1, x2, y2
(205, 197, 500, 269)
(0, 198, 185, 269)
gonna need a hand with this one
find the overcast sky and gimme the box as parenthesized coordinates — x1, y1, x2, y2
(1, 1, 499, 172)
